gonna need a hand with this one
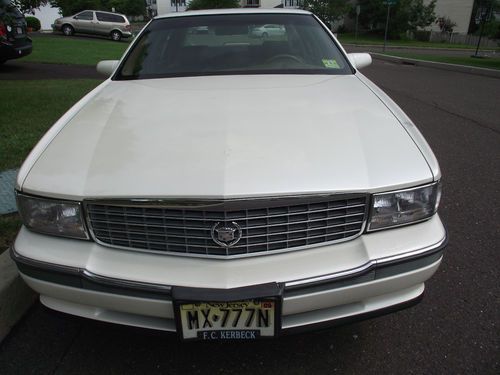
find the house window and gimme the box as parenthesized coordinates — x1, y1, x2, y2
(245, 0, 260, 7)
(171, 0, 186, 7)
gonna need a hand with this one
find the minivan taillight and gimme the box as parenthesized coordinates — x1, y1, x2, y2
(125, 24, 131, 31)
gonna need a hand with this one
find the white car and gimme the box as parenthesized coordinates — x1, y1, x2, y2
(12, 9, 446, 341)
(250, 23, 285, 38)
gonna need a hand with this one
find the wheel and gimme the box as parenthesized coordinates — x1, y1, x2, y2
(110, 30, 122, 42)
(261, 32, 268, 39)
(0, 59, 5, 65)
(62, 24, 74, 36)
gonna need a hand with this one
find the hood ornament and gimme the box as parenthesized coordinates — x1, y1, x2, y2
(211, 222, 242, 248)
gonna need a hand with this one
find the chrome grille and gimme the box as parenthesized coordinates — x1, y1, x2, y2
(86, 195, 368, 258)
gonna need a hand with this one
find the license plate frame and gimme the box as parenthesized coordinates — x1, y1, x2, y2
(172, 283, 283, 341)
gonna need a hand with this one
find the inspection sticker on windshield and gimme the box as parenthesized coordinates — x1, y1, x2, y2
(322, 59, 340, 68)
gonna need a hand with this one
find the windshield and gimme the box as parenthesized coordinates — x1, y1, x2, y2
(116, 13, 352, 80)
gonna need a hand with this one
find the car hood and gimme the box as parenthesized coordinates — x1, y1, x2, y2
(22, 74, 433, 200)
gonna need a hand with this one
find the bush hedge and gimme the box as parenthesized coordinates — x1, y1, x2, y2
(25, 16, 41, 31)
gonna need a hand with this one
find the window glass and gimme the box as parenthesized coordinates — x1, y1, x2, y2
(76, 11, 93, 21)
(117, 14, 351, 80)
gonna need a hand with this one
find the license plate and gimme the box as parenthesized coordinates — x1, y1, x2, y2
(17, 27, 23, 35)
(177, 299, 277, 340)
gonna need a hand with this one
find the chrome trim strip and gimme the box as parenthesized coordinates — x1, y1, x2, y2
(285, 261, 375, 288)
(83, 192, 367, 209)
(375, 235, 447, 265)
(11, 232, 447, 295)
(284, 235, 447, 289)
(10, 246, 172, 294)
(81, 270, 172, 293)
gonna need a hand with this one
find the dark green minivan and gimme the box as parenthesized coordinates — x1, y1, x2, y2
(0, 0, 32, 64)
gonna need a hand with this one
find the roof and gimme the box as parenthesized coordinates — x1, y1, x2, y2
(154, 8, 312, 20)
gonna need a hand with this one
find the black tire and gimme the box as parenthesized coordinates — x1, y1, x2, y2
(0, 60, 5, 65)
(110, 30, 122, 42)
(62, 24, 74, 36)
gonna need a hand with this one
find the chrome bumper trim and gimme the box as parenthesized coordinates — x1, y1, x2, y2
(11, 230, 447, 298)
(284, 234, 447, 289)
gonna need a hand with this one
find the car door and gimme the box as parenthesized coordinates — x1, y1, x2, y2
(95, 12, 111, 35)
(72, 11, 94, 34)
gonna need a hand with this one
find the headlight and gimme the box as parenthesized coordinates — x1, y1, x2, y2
(16, 194, 89, 239)
(368, 182, 441, 231)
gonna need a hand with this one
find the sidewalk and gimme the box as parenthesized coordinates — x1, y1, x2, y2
(0, 170, 17, 215)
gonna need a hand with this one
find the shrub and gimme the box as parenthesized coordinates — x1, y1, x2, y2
(414, 30, 431, 41)
(25, 16, 41, 31)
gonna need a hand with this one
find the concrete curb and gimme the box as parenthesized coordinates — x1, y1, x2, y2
(371, 53, 500, 79)
(0, 249, 37, 343)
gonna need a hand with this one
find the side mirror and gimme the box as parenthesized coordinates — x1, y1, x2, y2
(347, 53, 372, 70)
(97, 60, 119, 76)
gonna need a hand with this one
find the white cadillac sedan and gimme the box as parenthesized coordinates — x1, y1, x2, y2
(12, 9, 446, 341)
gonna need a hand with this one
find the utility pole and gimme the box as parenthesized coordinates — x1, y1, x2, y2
(355, 5, 360, 41)
(473, 3, 492, 58)
(383, 0, 396, 52)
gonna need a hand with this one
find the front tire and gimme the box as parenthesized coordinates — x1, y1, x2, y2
(62, 24, 74, 36)
(110, 30, 122, 42)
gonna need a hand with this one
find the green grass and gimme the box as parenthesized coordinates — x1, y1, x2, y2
(383, 52, 500, 70)
(0, 214, 21, 254)
(23, 35, 129, 65)
(0, 79, 102, 170)
(338, 33, 500, 50)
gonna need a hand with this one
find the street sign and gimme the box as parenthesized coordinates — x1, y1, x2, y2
(356, 5, 361, 16)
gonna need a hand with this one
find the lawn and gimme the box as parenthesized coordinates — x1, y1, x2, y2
(23, 34, 129, 65)
(338, 33, 500, 51)
(383, 52, 500, 70)
(0, 79, 101, 171)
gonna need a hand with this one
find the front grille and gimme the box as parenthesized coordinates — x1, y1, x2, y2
(86, 194, 368, 258)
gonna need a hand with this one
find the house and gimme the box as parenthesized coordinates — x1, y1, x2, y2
(424, 0, 474, 34)
(27, 4, 61, 30)
(154, 0, 294, 15)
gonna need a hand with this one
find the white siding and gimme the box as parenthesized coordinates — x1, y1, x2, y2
(425, 0, 474, 34)
(29, 4, 61, 30)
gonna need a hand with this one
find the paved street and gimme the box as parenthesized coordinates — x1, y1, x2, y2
(0, 60, 498, 374)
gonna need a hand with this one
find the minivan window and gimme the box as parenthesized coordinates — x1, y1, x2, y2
(96, 12, 125, 23)
(76, 11, 93, 20)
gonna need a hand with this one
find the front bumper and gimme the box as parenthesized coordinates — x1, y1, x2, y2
(12, 215, 447, 334)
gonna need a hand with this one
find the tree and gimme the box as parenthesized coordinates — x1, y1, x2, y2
(436, 16, 456, 33)
(301, 0, 350, 26)
(102, 0, 145, 16)
(468, 0, 499, 36)
(11, 0, 48, 14)
(49, 0, 145, 16)
(356, 0, 436, 37)
(186, 0, 240, 11)
(49, 0, 101, 16)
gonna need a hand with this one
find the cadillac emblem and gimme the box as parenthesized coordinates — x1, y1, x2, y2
(211, 222, 242, 248)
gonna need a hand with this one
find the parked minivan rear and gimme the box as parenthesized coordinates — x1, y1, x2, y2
(0, 0, 32, 64)
(52, 10, 132, 41)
